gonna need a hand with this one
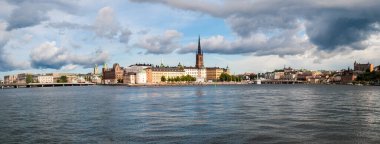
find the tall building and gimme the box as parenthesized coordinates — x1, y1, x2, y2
(354, 61, 374, 73)
(102, 63, 124, 84)
(195, 36, 204, 69)
(93, 64, 99, 75)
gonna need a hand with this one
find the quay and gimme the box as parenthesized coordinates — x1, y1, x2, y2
(259, 80, 306, 84)
(1, 83, 95, 89)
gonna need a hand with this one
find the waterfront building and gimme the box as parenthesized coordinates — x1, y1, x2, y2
(184, 67, 206, 82)
(102, 63, 124, 84)
(147, 67, 186, 83)
(354, 61, 374, 73)
(4, 75, 18, 84)
(37, 76, 54, 83)
(17, 73, 33, 84)
(123, 72, 136, 84)
(90, 75, 102, 84)
(341, 69, 357, 84)
(125, 63, 152, 73)
(46, 73, 77, 83)
(136, 70, 147, 84)
(206, 67, 229, 81)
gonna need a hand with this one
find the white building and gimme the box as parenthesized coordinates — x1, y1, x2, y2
(37, 76, 54, 83)
(125, 64, 151, 73)
(136, 70, 147, 84)
(184, 67, 206, 82)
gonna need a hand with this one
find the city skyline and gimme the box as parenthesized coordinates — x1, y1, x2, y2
(1, 0, 380, 79)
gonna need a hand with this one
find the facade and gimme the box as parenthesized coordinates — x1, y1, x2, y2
(148, 67, 185, 83)
(354, 61, 374, 73)
(102, 63, 124, 84)
(4, 75, 18, 84)
(206, 67, 229, 81)
(341, 70, 357, 84)
(37, 76, 54, 83)
(184, 66, 206, 82)
(17, 73, 33, 84)
(123, 72, 136, 84)
(136, 70, 147, 84)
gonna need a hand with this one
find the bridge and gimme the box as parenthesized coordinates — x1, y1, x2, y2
(1, 83, 95, 89)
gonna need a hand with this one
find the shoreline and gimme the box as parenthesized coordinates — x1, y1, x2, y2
(1, 82, 378, 90)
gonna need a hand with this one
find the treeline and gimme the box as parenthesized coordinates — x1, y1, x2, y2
(161, 75, 196, 82)
(356, 71, 380, 81)
(219, 73, 243, 82)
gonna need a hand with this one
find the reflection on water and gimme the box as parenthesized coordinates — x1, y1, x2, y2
(0, 85, 380, 143)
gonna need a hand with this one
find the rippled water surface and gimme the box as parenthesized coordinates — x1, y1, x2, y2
(1, 85, 380, 143)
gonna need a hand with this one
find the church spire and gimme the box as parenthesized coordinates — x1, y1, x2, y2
(197, 35, 202, 54)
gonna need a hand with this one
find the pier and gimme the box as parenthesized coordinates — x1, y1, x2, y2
(1, 83, 95, 89)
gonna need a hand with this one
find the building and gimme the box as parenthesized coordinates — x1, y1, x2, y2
(184, 66, 206, 82)
(125, 63, 152, 73)
(102, 63, 124, 84)
(93, 64, 99, 75)
(4, 75, 18, 84)
(206, 67, 229, 81)
(354, 61, 374, 73)
(46, 73, 77, 83)
(147, 67, 186, 83)
(195, 36, 204, 69)
(17, 73, 33, 84)
(37, 76, 54, 83)
(123, 72, 136, 84)
(341, 69, 357, 84)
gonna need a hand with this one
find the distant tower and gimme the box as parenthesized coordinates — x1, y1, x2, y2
(93, 64, 99, 75)
(195, 36, 204, 68)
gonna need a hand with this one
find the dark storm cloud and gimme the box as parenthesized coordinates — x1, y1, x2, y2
(131, 0, 380, 53)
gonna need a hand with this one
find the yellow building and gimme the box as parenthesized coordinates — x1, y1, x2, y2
(206, 67, 230, 81)
(147, 67, 185, 83)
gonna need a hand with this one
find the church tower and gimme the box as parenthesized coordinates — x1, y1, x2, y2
(195, 36, 204, 68)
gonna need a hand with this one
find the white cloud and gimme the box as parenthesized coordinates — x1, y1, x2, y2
(94, 6, 121, 39)
(135, 30, 182, 54)
(30, 41, 109, 69)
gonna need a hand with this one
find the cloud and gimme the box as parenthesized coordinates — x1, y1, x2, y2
(47, 6, 132, 44)
(94, 6, 121, 39)
(5, 0, 78, 31)
(179, 23, 311, 56)
(30, 41, 108, 69)
(131, 0, 380, 53)
(134, 30, 182, 54)
(0, 22, 30, 71)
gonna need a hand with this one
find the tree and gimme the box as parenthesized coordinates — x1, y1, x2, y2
(26, 75, 33, 84)
(58, 76, 68, 83)
(161, 76, 166, 82)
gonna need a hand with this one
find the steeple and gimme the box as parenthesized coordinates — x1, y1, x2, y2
(195, 35, 204, 68)
(197, 35, 202, 54)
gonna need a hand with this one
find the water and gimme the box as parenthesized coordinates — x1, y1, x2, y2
(0, 85, 380, 143)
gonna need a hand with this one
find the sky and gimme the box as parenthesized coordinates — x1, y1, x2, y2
(1, 0, 380, 79)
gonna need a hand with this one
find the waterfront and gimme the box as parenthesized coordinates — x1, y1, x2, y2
(1, 85, 380, 143)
